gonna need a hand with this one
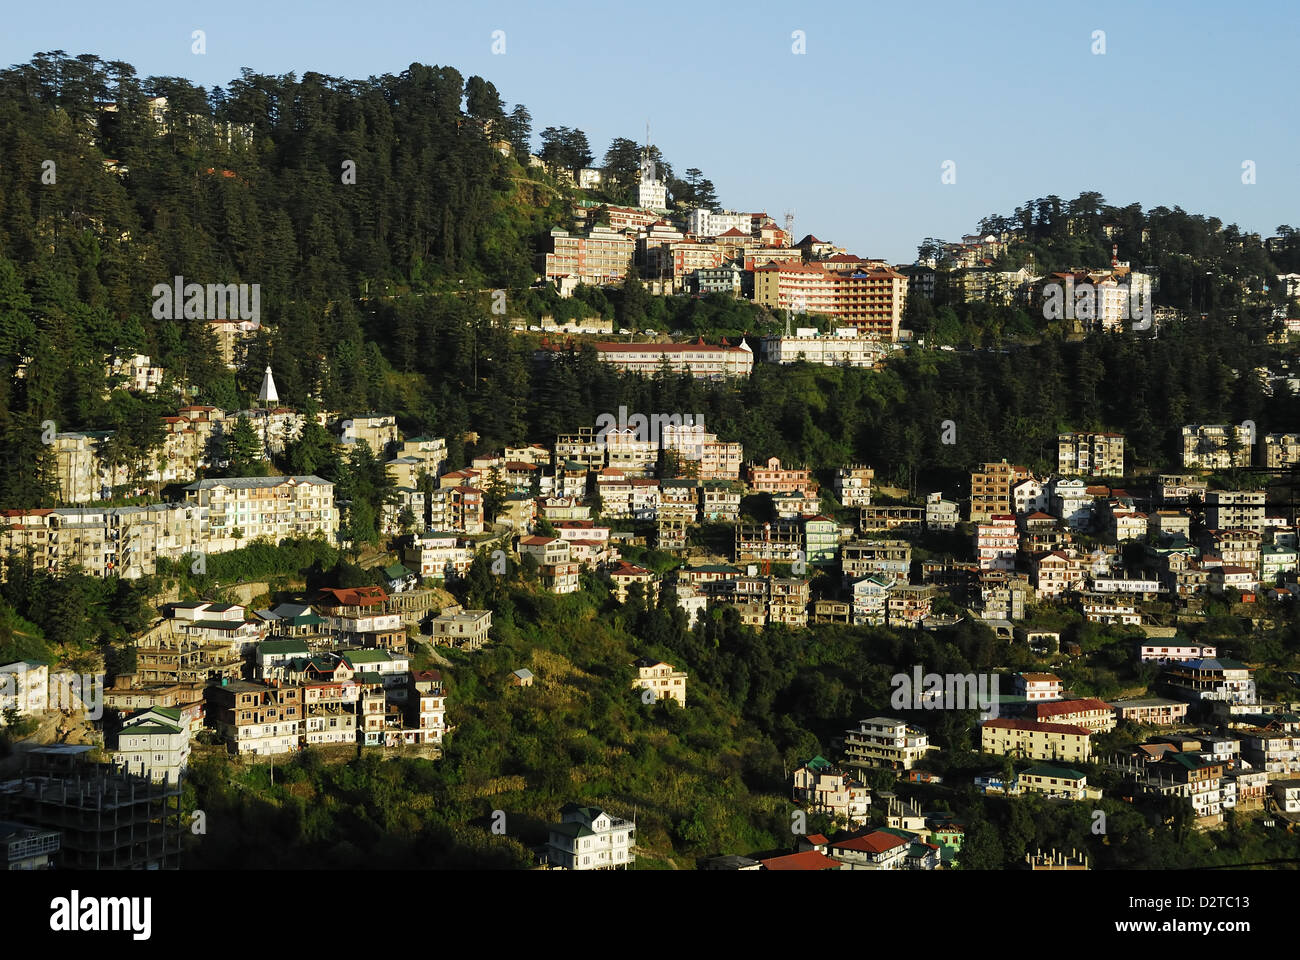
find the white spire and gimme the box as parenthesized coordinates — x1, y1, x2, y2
(257, 364, 279, 406)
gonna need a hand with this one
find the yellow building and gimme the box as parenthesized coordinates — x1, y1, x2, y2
(980, 718, 1092, 762)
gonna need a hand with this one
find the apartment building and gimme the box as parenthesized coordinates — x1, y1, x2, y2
(1182, 424, 1253, 469)
(843, 717, 932, 770)
(207, 680, 303, 755)
(834, 465, 874, 508)
(860, 504, 924, 533)
(734, 520, 801, 563)
(402, 530, 472, 580)
(969, 461, 1031, 523)
(974, 515, 1019, 571)
(746, 456, 816, 495)
(110, 708, 191, 783)
(1058, 432, 1125, 477)
(841, 539, 912, 580)
(661, 423, 744, 480)
(543, 226, 635, 291)
(752, 260, 908, 340)
(183, 475, 337, 553)
(0, 502, 200, 580)
(609, 562, 657, 603)
(1241, 731, 1300, 779)
(1206, 490, 1267, 533)
(886, 583, 935, 626)
(1030, 550, 1083, 599)
(631, 657, 687, 707)
(981, 718, 1092, 762)
(1159, 474, 1209, 505)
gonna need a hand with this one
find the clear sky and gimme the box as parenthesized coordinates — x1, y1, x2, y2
(4, 0, 1296, 263)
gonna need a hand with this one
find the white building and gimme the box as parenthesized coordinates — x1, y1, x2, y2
(113, 708, 191, 783)
(546, 804, 636, 870)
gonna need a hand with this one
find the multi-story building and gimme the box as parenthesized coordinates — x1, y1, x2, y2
(1030, 550, 1083, 599)
(1108, 697, 1189, 725)
(747, 456, 816, 495)
(545, 804, 636, 870)
(402, 530, 472, 581)
(835, 465, 874, 508)
(1159, 474, 1209, 505)
(1206, 490, 1266, 533)
(542, 226, 635, 292)
(1240, 731, 1300, 779)
(1162, 658, 1256, 704)
(631, 657, 687, 707)
(430, 606, 493, 650)
(1182, 424, 1253, 469)
(0, 502, 200, 580)
(0, 820, 60, 870)
(860, 505, 924, 533)
(792, 756, 870, 825)
(759, 328, 891, 367)
(585, 339, 753, 379)
(969, 461, 1030, 523)
(752, 260, 908, 340)
(974, 515, 1019, 571)
(843, 717, 932, 770)
(734, 520, 801, 563)
(111, 708, 191, 783)
(183, 475, 337, 553)
(980, 718, 1092, 762)
(315, 586, 406, 652)
(1058, 432, 1125, 477)
(1013, 672, 1063, 702)
(886, 583, 935, 626)
(1018, 765, 1091, 801)
(206, 680, 303, 756)
(925, 492, 961, 532)
(1263, 433, 1300, 469)
(1025, 698, 1116, 733)
(841, 539, 911, 580)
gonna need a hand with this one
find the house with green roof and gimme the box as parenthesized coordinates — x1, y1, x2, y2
(1017, 765, 1091, 801)
(545, 804, 636, 870)
(113, 710, 190, 784)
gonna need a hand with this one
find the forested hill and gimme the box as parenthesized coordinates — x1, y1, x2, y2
(0, 53, 564, 504)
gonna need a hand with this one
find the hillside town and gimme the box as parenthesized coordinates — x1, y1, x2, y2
(1, 41, 1299, 887)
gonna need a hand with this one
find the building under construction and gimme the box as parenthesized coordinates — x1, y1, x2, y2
(0, 745, 183, 869)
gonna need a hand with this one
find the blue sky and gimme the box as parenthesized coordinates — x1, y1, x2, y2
(5, 0, 1296, 262)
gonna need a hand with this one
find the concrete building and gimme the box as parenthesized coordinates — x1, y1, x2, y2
(545, 804, 636, 870)
(1057, 431, 1124, 477)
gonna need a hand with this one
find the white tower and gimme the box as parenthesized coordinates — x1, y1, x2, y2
(257, 365, 279, 406)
